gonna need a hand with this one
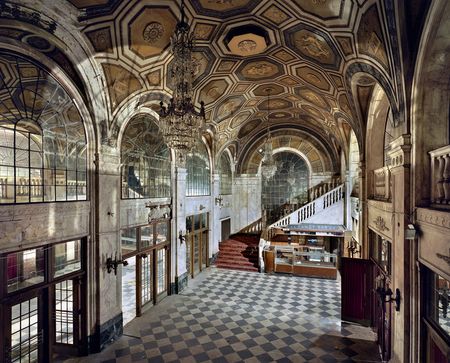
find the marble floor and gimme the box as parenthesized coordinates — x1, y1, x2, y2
(63, 267, 381, 362)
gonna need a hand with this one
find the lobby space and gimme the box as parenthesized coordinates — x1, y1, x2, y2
(62, 268, 381, 363)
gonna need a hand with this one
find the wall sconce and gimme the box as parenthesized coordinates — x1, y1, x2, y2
(179, 230, 186, 244)
(199, 204, 206, 210)
(215, 195, 224, 207)
(106, 252, 128, 275)
(377, 287, 401, 312)
(107, 211, 114, 217)
(405, 224, 416, 240)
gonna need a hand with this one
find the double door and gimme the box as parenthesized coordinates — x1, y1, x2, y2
(2, 277, 84, 363)
(186, 230, 209, 278)
(122, 245, 169, 325)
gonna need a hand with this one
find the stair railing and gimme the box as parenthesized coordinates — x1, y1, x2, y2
(239, 218, 263, 234)
(268, 184, 345, 229)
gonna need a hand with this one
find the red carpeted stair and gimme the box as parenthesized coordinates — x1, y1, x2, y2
(215, 233, 260, 272)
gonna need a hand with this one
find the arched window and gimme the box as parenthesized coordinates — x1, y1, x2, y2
(186, 142, 210, 196)
(219, 152, 232, 195)
(262, 152, 309, 225)
(0, 53, 87, 204)
(121, 114, 171, 198)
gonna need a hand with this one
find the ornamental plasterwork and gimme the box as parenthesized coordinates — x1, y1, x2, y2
(373, 216, 390, 231)
(0, 0, 404, 170)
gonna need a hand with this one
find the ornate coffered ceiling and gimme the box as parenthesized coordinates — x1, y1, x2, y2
(0, 0, 403, 168)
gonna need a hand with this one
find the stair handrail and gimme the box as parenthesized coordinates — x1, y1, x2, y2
(268, 184, 345, 229)
(239, 218, 262, 234)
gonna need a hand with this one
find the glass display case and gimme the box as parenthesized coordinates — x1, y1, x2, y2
(267, 245, 337, 279)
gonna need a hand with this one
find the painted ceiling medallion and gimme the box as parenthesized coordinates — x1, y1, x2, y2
(143, 22, 164, 44)
(226, 25, 269, 56)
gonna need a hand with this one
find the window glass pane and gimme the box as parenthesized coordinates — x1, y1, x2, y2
(121, 228, 137, 255)
(262, 151, 309, 225)
(194, 214, 201, 230)
(186, 142, 210, 196)
(157, 248, 166, 294)
(219, 153, 232, 195)
(155, 222, 169, 244)
(54, 240, 82, 277)
(0, 146, 14, 165)
(54, 280, 74, 344)
(7, 248, 45, 293)
(0, 54, 87, 205)
(121, 116, 171, 199)
(428, 273, 450, 337)
(10, 297, 40, 363)
(186, 216, 193, 233)
(141, 226, 153, 248)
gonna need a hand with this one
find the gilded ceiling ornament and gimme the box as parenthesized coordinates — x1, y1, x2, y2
(238, 40, 257, 53)
(263, 6, 289, 24)
(143, 22, 164, 44)
(208, 0, 234, 4)
(246, 63, 276, 76)
(297, 34, 330, 59)
(194, 24, 214, 39)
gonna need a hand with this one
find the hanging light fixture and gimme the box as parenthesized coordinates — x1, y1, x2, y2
(260, 88, 277, 180)
(159, 0, 205, 162)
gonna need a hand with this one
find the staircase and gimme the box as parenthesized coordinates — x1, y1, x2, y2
(269, 184, 345, 229)
(215, 233, 260, 272)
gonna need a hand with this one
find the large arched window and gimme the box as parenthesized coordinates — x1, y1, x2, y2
(218, 152, 232, 195)
(262, 151, 309, 224)
(0, 53, 87, 204)
(121, 114, 171, 198)
(186, 142, 210, 196)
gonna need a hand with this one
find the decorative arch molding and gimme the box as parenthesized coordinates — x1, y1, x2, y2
(411, 0, 450, 206)
(0, 7, 108, 131)
(0, 43, 96, 150)
(237, 124, 339, 173)
(346, 61, 402, 127)
(238, 131, 335, 175)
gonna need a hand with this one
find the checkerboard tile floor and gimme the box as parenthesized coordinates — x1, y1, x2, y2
(63, 267, 381, 362)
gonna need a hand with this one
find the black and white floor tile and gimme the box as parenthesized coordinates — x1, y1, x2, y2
(63, 267, 381, 362)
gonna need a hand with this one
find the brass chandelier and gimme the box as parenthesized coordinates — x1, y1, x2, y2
(260, 88, 277, 180)
(159, 0, 205, 161)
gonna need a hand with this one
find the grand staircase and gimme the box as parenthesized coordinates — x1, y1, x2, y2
(215, 233, 260, 272)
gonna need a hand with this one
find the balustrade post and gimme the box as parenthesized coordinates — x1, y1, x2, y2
(443, 154, 450, 203)
(436, 156, 446, 202)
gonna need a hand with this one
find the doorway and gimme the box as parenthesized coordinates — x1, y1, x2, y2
(120, 220, 171, 325)
(0, 240, 87, 363)
(221, 218, 231, 242)
(186, 212, 209, 278)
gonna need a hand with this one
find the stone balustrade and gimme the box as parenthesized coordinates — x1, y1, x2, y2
(309, 177, 341, 200)
(372, 166, 391, 201)
(429, 145, 450, 205)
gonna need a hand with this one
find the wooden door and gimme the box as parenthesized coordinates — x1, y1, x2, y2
(341, 257, 372, 326)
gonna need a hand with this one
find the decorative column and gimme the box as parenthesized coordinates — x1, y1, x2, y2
(387, 134, 412, 363)
(358, 161, 369, 259)
(211, 172, 221, 261)
(173, 166, 188, 293)
(93, 144, 122, 351)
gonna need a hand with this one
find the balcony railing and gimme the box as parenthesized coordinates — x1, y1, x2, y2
(429, 145, 450, 205)
(372, 166, 391, 201)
